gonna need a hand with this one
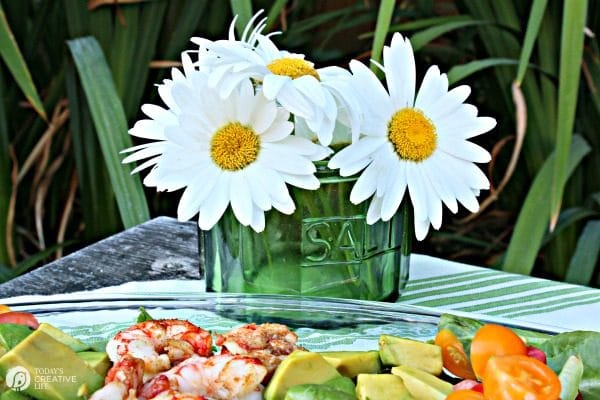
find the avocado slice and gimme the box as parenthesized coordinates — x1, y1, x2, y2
(356, 374, 414, 400)
(391, 365, 453, 400)
(0, 330, 104, 400)
(1, 390, 32, 400)
(36, 324, 90, 353)
(0, 324, 33, 357)
(284, 377, 355, 400)
(320, 351, 381, 378)
(379, 335, 442, 375)
(76, 352, 110, 377)
(264, 351, 342, 400)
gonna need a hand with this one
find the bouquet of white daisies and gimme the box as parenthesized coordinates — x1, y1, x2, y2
(123, 11, 496, 241)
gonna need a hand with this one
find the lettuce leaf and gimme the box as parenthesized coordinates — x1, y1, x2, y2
(540, 331, 600, 400)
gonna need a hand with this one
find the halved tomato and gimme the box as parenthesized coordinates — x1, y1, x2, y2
(483, 355, 561, 400)
(0, 311, 39, 329)
(446, 390, 485, 400)
(435, 329, 476, 379)
(470, 324, 527, 378)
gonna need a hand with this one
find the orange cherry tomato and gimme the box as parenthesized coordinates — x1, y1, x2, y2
(0, 305, 11, 314)
(470, 324, 527, 379)
(446, 390, 485, 400)
(435, 329, 477, 379)
(0, 311, 39, 329)
(483, 355, 561, 400)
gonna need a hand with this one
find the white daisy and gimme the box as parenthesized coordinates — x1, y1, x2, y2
(190, 11, 361, 146)
(123, 70, 328, 232)
(328, 33, 496, 240)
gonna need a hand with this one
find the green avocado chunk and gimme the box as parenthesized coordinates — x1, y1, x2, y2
(356, 373, 414, 400)
(391, 365, 452, 400)
(0, 330, 103, 400)
(379, 335, 442, 375)
(36, 324, 90, 353)
(76, 352, 110, 377)
(284, 377, 355, 400)
(320, 351, 381, 378)
(0, 325, 33, 357)
(264, 351, 342, 400)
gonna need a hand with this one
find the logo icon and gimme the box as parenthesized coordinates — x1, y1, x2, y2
(6, 366, 31, 391)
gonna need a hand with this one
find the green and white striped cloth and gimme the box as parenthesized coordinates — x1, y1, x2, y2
(404, 255, 599, 331)
(2, 254, 598, 332)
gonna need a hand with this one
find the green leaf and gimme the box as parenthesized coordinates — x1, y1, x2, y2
(549, 0, 588, 227)
(265, 0, 287, 31)
(136, 306, 154, 323)
(410, 19, 489, 51)
(503, 135, 591, 275)
(447, 58, 519, 85)
(370, 0, 395, 74)
(229, 0, 253, 36)
(360, 15, 473, 39)
(0, 2, 46, 120)
(0, 70, 10, 265)
(515, 0, 548, 84)
(541, 207, 600, 247)
(67, 37, 150, 228)
(564, 220, 600, 286)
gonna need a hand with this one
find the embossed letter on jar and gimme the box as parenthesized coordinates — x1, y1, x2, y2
(200, 161, 412, 301)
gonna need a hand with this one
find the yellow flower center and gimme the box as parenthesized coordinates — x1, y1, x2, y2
(267, 58, 320, 80)
(210, 122, 260, 171)
(388, 108, 437, 162)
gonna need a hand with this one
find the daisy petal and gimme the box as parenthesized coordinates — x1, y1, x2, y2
(381, 165, 407, 221)
(384, 33, 416, 108)
(198, 173, 231, 230)
(366, 196, 384, 224)
(350, 162, 379, 204)
(230, 173, 254, 226)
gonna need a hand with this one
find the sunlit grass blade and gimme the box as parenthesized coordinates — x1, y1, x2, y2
(370, 0, 394, 73)
(0, 3, 46, 120)
(503, 135, 591, 275)
(564, 220, 600, 285)
(68, 37, 149, 228)
(360, 15, 472, 39)
(0, 72, 10, 265)
(549, 0, 588, 230)
(447, 58, 518, 85)
(515, 0, 548, 85)
(65, 62, 120, 240)
(541, 207, 599, 247)
(410, 19, 489, 51)
(229, 0, 253, 36)
(265, 0, 286, 31)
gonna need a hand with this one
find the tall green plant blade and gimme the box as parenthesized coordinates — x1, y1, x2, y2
(370, 0, 395, 73)
(515, 0, 548, 84)
(265, 0, 287, 31)
(65, 62, 120, 240)
(67, 37, 149, 228)
(565, 220, 600, 286)
(549, 0, 588, 227)
(0, 3, 46, 120)
(360, 15, 472, 39)
(410, 19, 488, 51)
(0, 71, 10, 265)
(503, 135, 590, 275)
(229, 0, 253, 36)
(161, 0, 209, 60)
(541, 207, 599, 247)
(447, 58, 519, 85)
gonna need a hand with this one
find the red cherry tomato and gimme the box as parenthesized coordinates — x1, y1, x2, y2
(470, 324, 527, 379)
(0, 311, 39, 329)
(446, 390, 485, 400)
(526, 346, 547, 364)
(483, 355, 561, 400)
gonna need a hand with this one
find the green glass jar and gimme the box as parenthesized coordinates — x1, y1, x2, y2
(200, 162, 412, 301)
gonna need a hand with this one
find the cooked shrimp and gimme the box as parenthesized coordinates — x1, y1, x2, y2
(216, 323, 300, 375)
(90, 355, 144, 400)
(106, 319, 212, 375)
(139, 354, 267, 400)
(148, 390, 206, 400)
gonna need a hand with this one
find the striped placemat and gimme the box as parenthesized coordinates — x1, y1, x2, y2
(404, 255, 600, 331)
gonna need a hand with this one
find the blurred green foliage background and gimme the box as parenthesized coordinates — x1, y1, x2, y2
(0, 0, 598, 286)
